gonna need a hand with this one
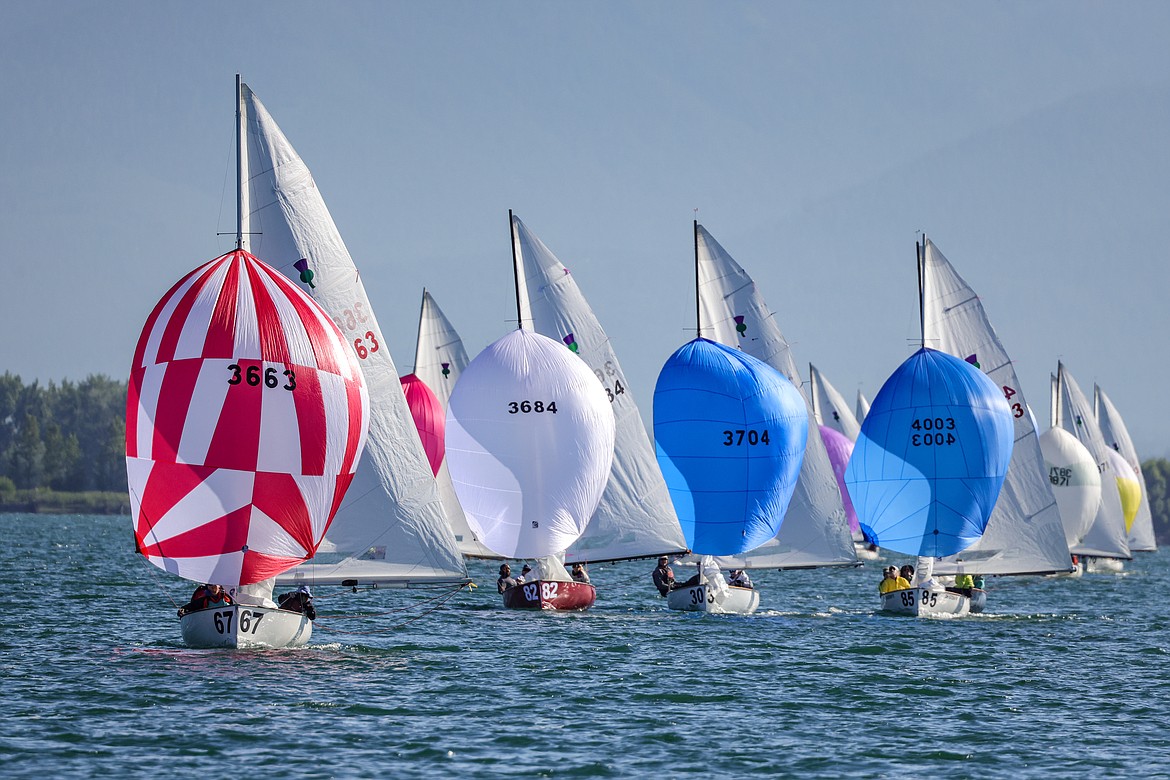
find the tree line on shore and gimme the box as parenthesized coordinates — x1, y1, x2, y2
(0, 371, 1168, 542)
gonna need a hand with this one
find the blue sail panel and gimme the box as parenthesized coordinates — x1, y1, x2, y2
(653, 338, 808, 556)
(844, 348, 1014, 558)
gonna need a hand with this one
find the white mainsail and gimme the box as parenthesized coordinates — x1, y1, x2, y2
(1094, 384, 1157, 552)
(920, 239, 1072, 575)
(509, 215, 687, 563)
(808, 364, 862, 441)
(693, 224, 856, 569)
(412, 290, 499, 558)
(856, 390, 870, 423)
(240, 81, 467, 585)
(1058, 364, 1131, 560)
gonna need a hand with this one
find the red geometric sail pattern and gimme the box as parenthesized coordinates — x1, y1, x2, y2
(125, 250, 369, 587)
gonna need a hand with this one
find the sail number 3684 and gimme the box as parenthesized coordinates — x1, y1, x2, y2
(508, 400, 558, 414)
(722, 429, 770, 446)
(911, 417, 956, 446)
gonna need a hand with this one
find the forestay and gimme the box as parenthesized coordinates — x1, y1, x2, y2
(694, 225, 855, 569)
(412, 290, 499, 558)
(126, 250, 369, 587)
(1095, 384, 1157, 551)
(1057, 365, 1131, 560)
(845, 348, 1014, 558)
(240, 82, 467, 585)
(921, 239, 1072, 575)
(654, 338, 807, 557)
(446, 328, 616, 559)
(510, 215, 687, 563)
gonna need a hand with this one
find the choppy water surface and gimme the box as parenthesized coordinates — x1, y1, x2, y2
(2, 514, 1168, 778)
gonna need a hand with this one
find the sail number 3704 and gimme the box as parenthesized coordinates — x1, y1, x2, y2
(722, 429, 770, 446)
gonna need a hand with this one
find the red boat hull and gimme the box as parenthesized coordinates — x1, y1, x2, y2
(502, 579, 596, 611)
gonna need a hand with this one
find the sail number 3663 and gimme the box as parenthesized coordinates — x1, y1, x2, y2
(508, 400, 558, 414)
(722, 429, 770, 446)
(227, 364, 296, 391)
(911, 417, 955, 446)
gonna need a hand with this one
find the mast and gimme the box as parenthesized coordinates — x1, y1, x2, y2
(694, 220, 701, 339)
(808, 363, 820, 420)
(916, 237, 926, 346)
(510, 209, 523, 330)
(1055, 362, 1065, 428)
(235, 74, 245, 251)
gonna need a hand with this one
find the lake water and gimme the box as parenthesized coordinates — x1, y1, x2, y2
(3, 513, 1168, 778)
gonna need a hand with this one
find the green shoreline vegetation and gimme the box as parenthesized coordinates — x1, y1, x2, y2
(1, 371, 1169, 541)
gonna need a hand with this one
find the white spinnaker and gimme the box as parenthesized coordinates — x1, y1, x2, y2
(1058, 365, 1131, 559)
(241, 83, 467, 584)
(510, 215, 687, 563)
(1039, 427, 1102, 549)
(446, 328, 616, 559)
(808, 364, 861, 441)
(694, 224, 855, 569)
(1095, 384, 1157, 552)
(921, 239, 1072, 575)
(413, 290, 499, 558)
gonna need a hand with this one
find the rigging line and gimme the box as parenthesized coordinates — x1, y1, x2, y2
(312, 584, 469, 633)
(314, 583, 470, 618)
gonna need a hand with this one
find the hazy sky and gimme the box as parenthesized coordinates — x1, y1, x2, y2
(3, 2, 1168, 455)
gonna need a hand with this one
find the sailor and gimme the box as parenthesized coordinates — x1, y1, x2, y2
(728, 569, 753, 589)
(570, 563, 590, 584)
(177, 583, 212, 617)
(652, 556, 677, 596)
(497, 563, 517, 593)
(517, 564, 533, 583)
(277, 584, 317, 619)
(878, 566, 910, 594)
(949, 572, 975, 598)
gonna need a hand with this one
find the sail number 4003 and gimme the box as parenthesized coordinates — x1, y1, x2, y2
(911, 417, 956, 446)
(212, 609, 265, 635)
(722, 429, 770, 446)
(507, 401, 558, 414)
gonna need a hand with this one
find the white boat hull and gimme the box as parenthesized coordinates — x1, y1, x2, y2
(179, 605, 312, 649)
(1086, 557, 1125, 574)
(666, 584, 759, 614)
(880, 587, 969, 617)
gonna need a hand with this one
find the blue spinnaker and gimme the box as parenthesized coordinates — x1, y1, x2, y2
(844, 348, 1013, 557)
(653, 338, 808, 556)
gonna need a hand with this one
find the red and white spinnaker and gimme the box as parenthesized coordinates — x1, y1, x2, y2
(126, 249, 369, 587)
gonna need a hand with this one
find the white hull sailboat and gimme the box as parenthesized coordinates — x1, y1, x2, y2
(847, 239, 1015, 618)
(654, 223, 811, 615)
(180, 605, 312, 649)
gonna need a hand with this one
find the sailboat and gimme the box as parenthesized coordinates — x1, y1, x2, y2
(411, 290, 500, 558)
(236, 77, 470, 592)
(692, 223, 857, 576)
(507, 214, 688, 570)
(653, 222, 811, 615)
(1039, 374, 1101, 561)
(1094, 384, 1158, 552)
(807, 364, 873, 558)
(1053, 363, 1132, 570)
(445, 212, 616, 610)
(919, 238, 1074, 604)
(846, 239, 1015, 617)
(126, 249, 370, 649)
